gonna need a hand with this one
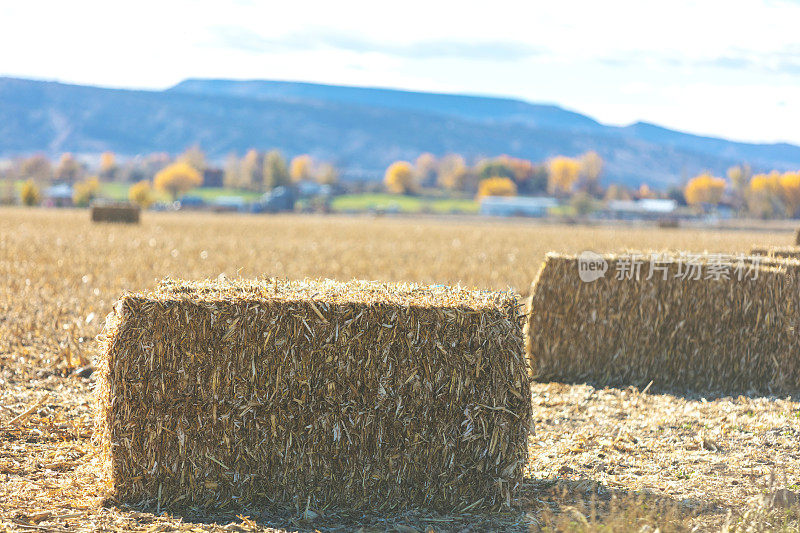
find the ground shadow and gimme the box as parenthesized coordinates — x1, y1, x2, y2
(533, 377, 799, 402)
(106, 474, 723, 532)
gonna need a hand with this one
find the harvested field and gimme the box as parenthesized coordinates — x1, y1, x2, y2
(1, 208, 799, 532)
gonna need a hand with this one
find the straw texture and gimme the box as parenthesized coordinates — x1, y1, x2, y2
(526, 252, 800, 394)
(96, 278, 531, 512)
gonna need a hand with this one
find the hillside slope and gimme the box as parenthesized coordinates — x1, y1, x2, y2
(2, 76, 799, 187)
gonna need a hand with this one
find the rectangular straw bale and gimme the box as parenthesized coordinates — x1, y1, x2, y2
(526, 252, 800, 394)
(96, 278, 531, 512)
(764, 246, 800, 259)
(91, 202, 141, 223)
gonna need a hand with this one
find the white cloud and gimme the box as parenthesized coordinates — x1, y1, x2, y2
(0, 0, 799, 143)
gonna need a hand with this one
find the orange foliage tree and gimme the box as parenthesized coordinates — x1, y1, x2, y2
(290, 154, 313, 183)
(100, 151, 117, 178)
(637, 184, 656, 199)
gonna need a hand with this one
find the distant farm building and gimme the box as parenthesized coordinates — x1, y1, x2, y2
(211, 196, 247, 212)
(43, 184, 73, 208)
(252, 186, 295, 213)
(480, 196, 558, 217)
(201, 168, 224, 188)
(602, 199, 678, 220)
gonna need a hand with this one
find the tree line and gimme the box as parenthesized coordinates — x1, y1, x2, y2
(4, 146, 800, 218)
(0, 147, 340, 208)
(383, 151, 604, 198)
(684, 165, 800, 218)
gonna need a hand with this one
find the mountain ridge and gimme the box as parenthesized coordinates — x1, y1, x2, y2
(1, 75, 799, 187)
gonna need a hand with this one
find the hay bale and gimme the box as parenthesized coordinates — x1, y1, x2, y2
(96, 278, 531, 512)
(750, 245, 800, 259)
(765, 246, 800, 259)
(526, 252, 800, 394)
(90, 202, 140, 224)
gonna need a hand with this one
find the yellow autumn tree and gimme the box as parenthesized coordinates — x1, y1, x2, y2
(384, 161, 417, 194)
(749, 171, 782, 195)
(779, 171, 800, 217)
(21, 180, 41, 206)
(154, 161, 202, 200)
(72, 176, 100, 207)
(290, 154, 313, 183)
(684, 173, 726, 206)
(548, 156, 581, 196)
(747, 172, 782, 218)
(476, 176, 517, 199)
(128, 180, 155, 208)
(263, 150, 290, 191)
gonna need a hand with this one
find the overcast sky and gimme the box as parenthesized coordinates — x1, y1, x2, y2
(2, 0, 799, 144)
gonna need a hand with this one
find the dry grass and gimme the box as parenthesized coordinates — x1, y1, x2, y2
(0, 208, 798, 532)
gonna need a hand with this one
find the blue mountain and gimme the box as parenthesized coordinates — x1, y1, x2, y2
(1, 76, 798, 187)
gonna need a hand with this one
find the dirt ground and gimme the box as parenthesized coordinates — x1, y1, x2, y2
(2, 374, 798, 532)
(1, 209, 799, 531)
